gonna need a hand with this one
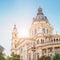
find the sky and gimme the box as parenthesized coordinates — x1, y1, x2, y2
(0, 0, 60, 56)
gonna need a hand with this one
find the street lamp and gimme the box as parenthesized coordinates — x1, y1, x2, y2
(31, 42, 36, 60)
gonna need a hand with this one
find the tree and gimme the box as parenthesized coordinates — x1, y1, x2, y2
(6, 56, 12, 60)
(11, 52, 20, 60)
(39, 55, 46, 60)
(53, 53, 60, 60)
(45, 56, 51, 60)
(38, 55, 51, 60)
(0, 53, 6, 60)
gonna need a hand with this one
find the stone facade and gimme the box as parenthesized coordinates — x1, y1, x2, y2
(11, 7, 60, 60)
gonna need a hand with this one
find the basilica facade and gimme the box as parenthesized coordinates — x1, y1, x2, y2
(11, 7, 60, 60)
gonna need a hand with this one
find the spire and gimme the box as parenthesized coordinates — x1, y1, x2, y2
(37, 7, 44, 15)
(12, 24, 18, 34)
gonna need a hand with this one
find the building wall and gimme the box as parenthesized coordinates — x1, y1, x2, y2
(11, 7, 60, 60)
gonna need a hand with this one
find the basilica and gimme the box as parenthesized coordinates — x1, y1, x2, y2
(11, 7, 60, 60)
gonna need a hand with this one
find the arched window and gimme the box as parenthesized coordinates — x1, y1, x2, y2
(37, 40, 39, 44)
(51, 40, 53, 42)
(42, 40, 44, 43)
(54, 39, 55, 42)
(15, 44, 16, 48)
(56, 38, 58, 42)
(41, 39, 44, 43)
(15, 34, 17, 37)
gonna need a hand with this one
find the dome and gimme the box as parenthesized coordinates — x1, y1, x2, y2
(36, 7, 48, 20)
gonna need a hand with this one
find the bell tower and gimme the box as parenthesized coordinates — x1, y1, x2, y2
(12, 24, 18, 39)
(11, 24, 18, 54)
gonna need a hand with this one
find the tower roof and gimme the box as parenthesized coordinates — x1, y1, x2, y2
(12, 24, 18, 35)
(37, 7, 44, 15)
(12, 24, 18, 33)
(32, 7, 49, 24)
(35, 7, 48, 21)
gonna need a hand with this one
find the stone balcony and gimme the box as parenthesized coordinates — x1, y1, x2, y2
(36, 39, 60, 47)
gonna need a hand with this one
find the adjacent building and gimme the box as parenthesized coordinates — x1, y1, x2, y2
(11, 7, 60, 60)
(0, 45, 4, 53)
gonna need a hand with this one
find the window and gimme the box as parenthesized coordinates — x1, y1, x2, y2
(39, 29, 42, 33)
(49, 48, 52, 52)
(46, 29, 48, 34)
(41, 39, 44, 43)
(37, 39, 39, 44)
(56, 39, 58, 42)
(15, 44, 16, 48)
(15, 33, 17, 37)
(54, 39, 55, 42)
(43, 28, 45, 33)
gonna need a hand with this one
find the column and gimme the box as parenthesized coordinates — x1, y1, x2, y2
(53, 47, 55, 55)
(46, 48, 48, 56)
(39, 49, 42, 57)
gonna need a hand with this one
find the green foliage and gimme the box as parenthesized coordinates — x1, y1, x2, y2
(53, 53, 60, 60)
(38, 55, 51, 60)
(11, 52, 20, 60)
(6, 52, 20, 60)
(6, 56, 12, 60)
(45, 56, 51, 60)
(0, 53, 6, 60)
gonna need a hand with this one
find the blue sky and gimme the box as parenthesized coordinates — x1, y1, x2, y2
(0, 0, 60, 56)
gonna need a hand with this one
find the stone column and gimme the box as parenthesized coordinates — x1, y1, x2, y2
(53, 47, 55, 55)
(46, 48, 48, 56)
(39, 49, 42, 57)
